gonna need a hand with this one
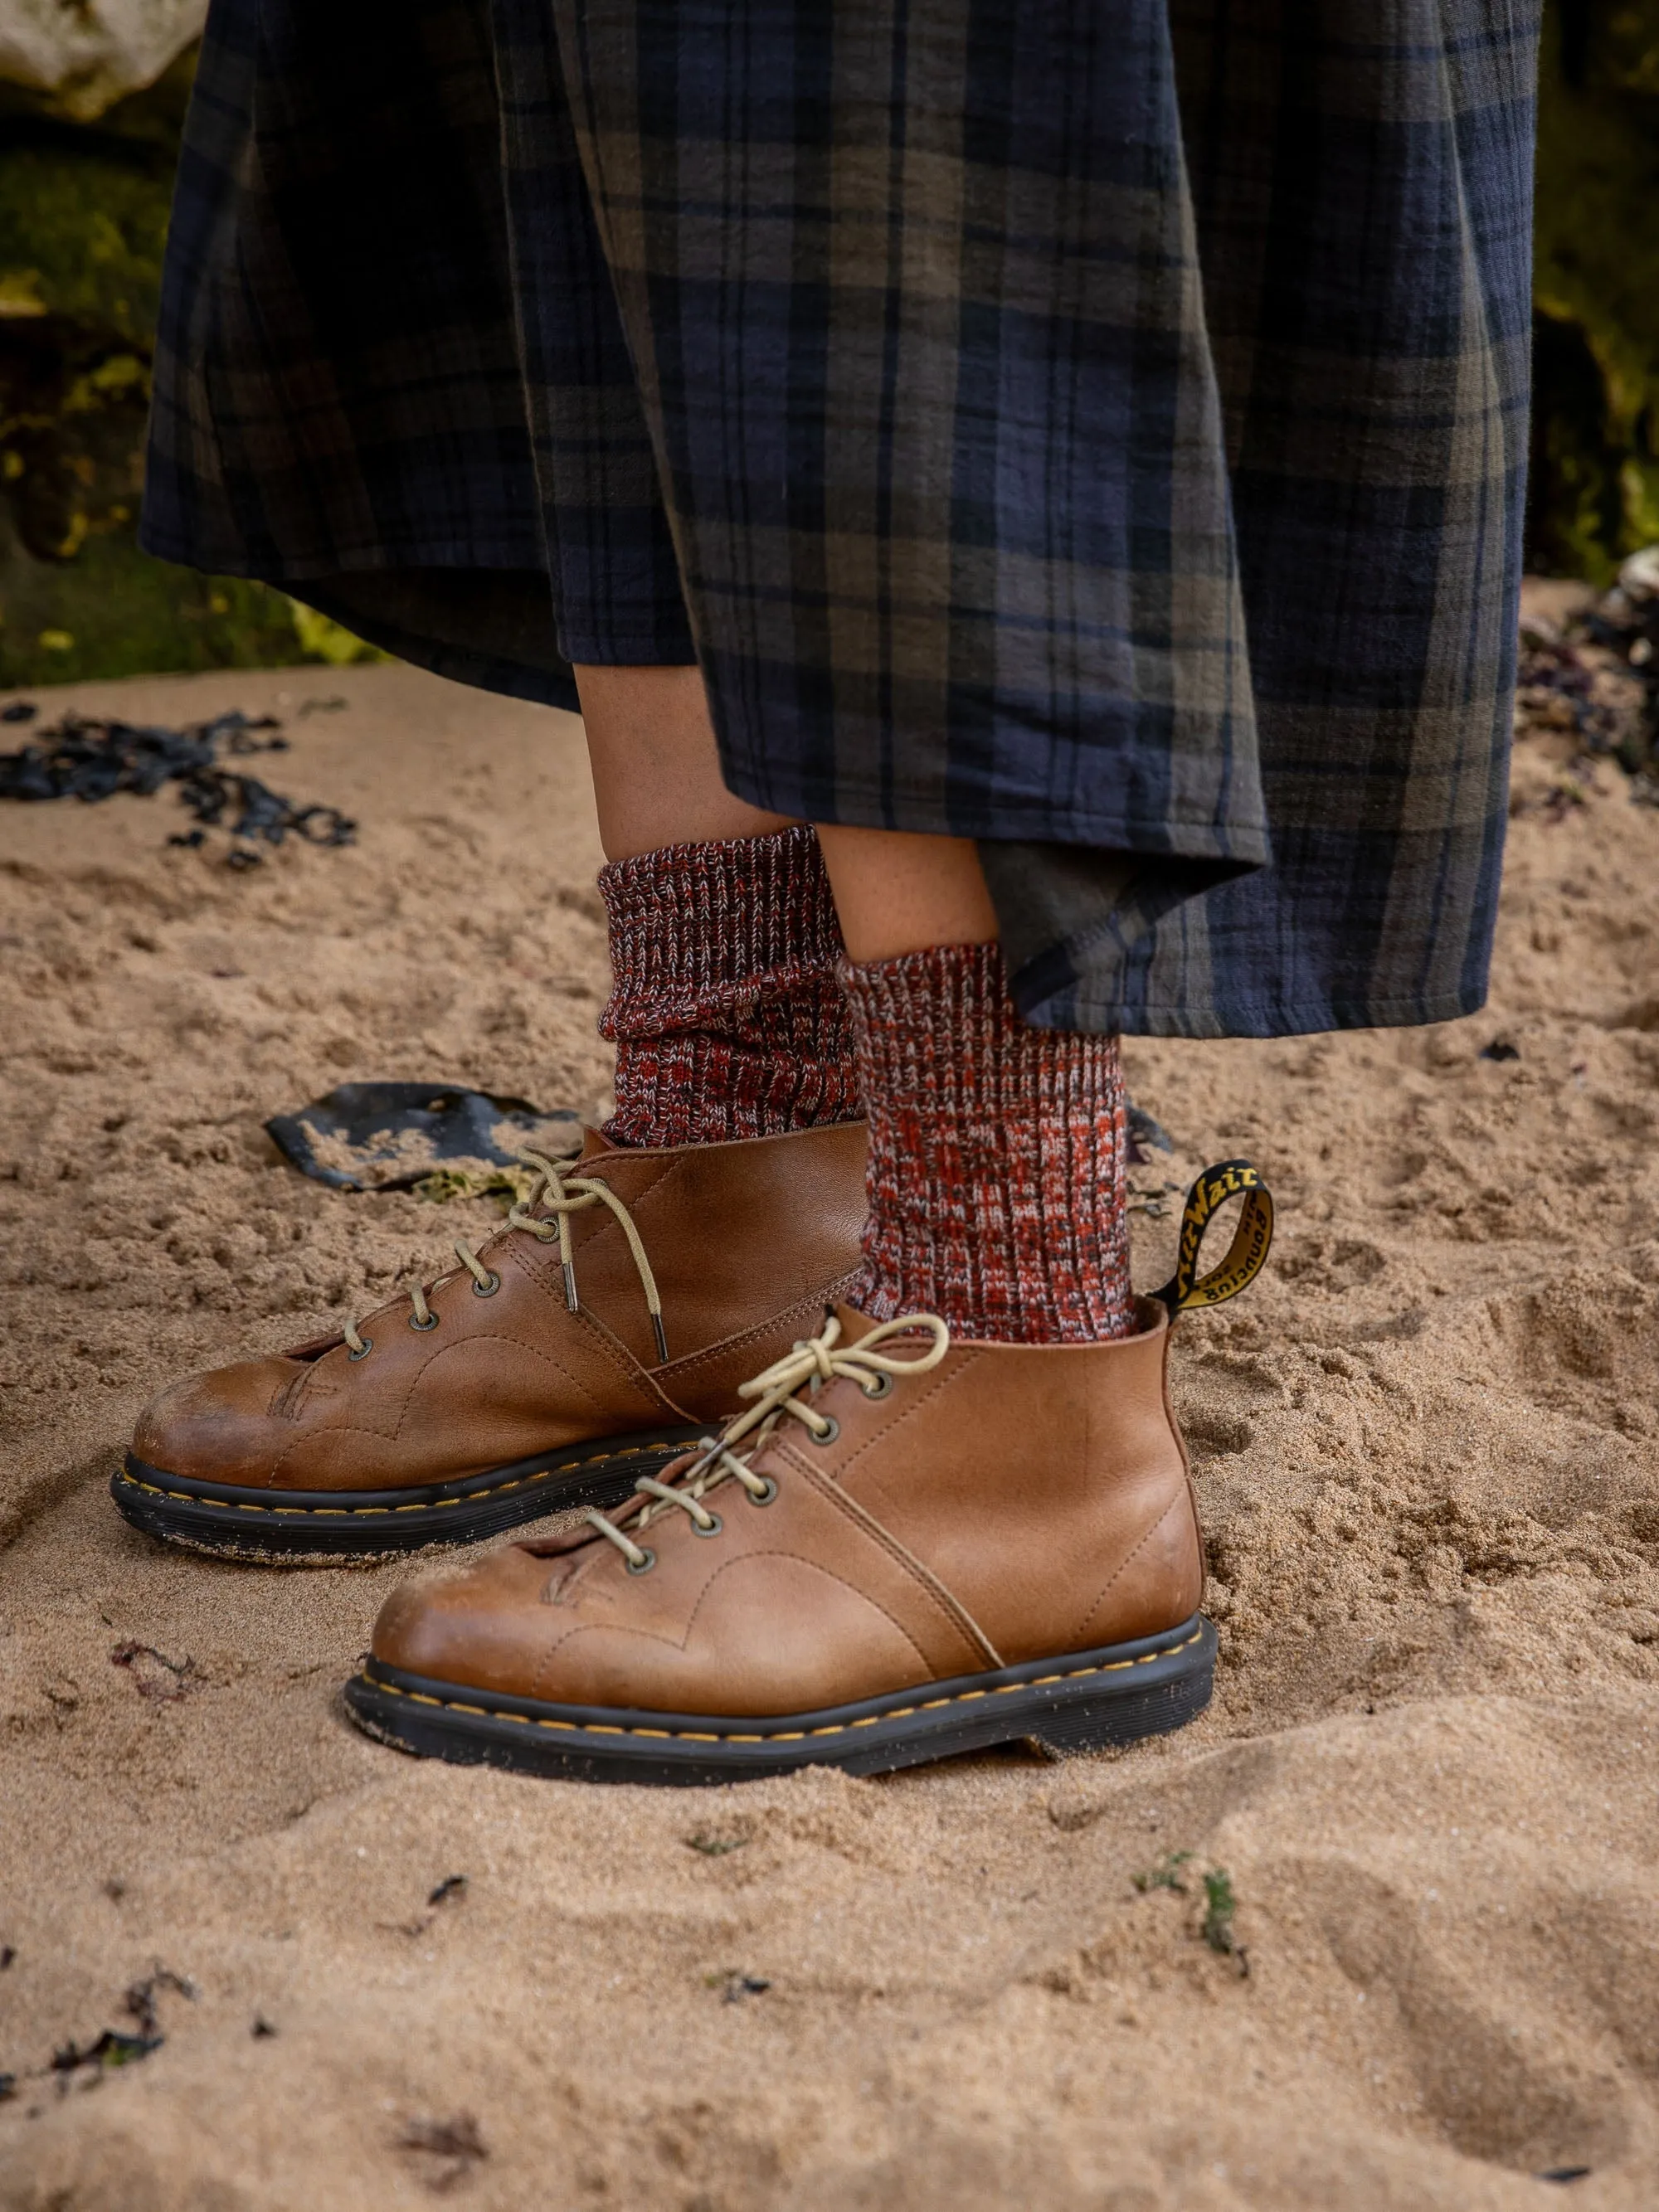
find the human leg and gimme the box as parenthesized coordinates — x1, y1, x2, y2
(339, 2, 1306, 1776)
(115, 36, 877, 1564)
(574, 664, 861, 1150)
(114, 664, 868, 1560)
(345, 792, 1206, 1776)
(813, 824, 1136, 1346)
(575, 664, 793, 860)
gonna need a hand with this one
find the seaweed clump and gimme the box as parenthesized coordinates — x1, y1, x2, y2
(1516, 551, 1659, 801)
(0, 702, 356, 856)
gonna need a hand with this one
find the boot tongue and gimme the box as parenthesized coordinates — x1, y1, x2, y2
(830, 1302, 894, 1347)
(519, 1125, 608, 1223)
(518, 1439, 703, 1559)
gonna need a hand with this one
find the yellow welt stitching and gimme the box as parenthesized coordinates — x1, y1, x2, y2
(360, 1624, 1205, 1746)
(118, 1439, 689, 1519)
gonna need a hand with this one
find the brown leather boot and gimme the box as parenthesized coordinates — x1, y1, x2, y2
(112, 1122, 868, 1560)
(347, 1162, 1272, 1779)
(344, 1303, 1208, 1777)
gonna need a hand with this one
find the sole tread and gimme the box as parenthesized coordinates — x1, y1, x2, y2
(343, 1616, 1216, 1783)
(108, 1426, 706, 1560)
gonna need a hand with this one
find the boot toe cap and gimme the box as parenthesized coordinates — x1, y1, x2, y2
(130, 1357, 297, 1485)
(370, 1548, 557, 1695)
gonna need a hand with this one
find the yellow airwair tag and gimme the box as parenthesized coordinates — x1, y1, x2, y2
(1151, 1159, 1274, 1319)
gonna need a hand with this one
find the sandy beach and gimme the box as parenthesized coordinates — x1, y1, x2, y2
(2, 656, 1657, 2209)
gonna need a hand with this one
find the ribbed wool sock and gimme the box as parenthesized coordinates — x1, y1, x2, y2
(839, 940, 1136, 1344)
(598, 825, 862, 1148)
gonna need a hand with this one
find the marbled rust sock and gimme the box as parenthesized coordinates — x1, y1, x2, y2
(839, 939, 1136, 1344)
(598, 824, 861, 1147)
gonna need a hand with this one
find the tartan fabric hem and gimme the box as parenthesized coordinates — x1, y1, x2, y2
(134, 530, 552, 580)
(1016, 984, 1491, 1043)
(720, 766, 1273, 863)
(553, 632, 698, 668)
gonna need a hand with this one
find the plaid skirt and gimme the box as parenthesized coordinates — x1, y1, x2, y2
(141, 0, 1540, 1038)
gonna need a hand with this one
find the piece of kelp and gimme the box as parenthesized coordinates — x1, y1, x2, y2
(1126, 1101, 1175, 1159)
(0, 707, 354, 851)
(266, 1083, 583, 1194)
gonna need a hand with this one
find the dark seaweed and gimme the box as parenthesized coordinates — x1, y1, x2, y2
(0, 709, 354, 853)
(266, 1082, 579, 1194)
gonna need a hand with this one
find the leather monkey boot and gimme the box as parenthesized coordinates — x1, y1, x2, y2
(112, 1122, 868, 1561)
(347, 1300, 1214, 1782)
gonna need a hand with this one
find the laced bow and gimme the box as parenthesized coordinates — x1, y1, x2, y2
(583, 1310, 950, 1569)
(341, 1145, 669, 1364)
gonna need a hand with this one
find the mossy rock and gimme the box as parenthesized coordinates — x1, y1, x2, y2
(0, 46, 190, 333)
(0, 532, 302, 688)
(1532, 0, 1659, 576)
(0, 138, 172, 338)
(0, 51, 370, 688)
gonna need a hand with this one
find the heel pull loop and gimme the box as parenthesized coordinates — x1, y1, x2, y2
(1151, 1159, 1273, 1320)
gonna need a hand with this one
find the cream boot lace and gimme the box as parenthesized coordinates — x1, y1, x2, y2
(584, 1310, 949, 1573)
(341, 1146, 669, 1364)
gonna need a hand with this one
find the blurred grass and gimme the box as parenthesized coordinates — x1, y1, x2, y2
(0, 50, 380, 689)
(1532, 0, 1659, 580)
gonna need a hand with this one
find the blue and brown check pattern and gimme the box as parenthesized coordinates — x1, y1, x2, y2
(142, 0, 1540, 1038)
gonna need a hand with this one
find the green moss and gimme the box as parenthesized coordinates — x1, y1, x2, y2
(0, 50, 392, 692)
(1131, 1851, 1193, 1895)
(1532, 0, 1659, 569)
(0, 524, 315, 688)
(1199, 1867, 1238, 1956)
(411, 1165, 537, 1208)
(287, 598, 390, 667)
(0, 141, 173, 344)
(1591, 2, 1659, 97)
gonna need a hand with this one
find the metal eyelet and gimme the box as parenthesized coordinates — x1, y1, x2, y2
(347, 1339, 372, 1361)
(810, 1416, 840, 1446)
(690, 1512, 723, 1539)
(862, 1373, 894, 1400)
(409, 1313, 440, 1332)
(746, 1478, 778, 1507)
(472, 1271, 501, 1298)
(625, 1547, 657, 1575)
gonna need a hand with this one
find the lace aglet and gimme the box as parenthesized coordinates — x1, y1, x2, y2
(562, 1259, 579, 1312)
(650, 1310, 669, 1365)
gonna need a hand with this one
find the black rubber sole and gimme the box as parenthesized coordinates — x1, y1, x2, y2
(109, 1423, 707, 1562)
(343, 1615, 1216, 1784)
